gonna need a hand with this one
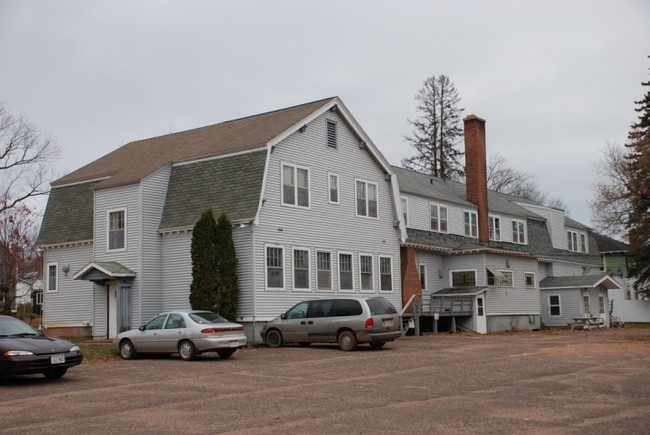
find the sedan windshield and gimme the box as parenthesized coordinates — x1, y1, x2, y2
(189, 312, 228, 324)
(0, 316, 40, 337)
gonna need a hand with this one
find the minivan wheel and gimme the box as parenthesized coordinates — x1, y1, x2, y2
(338, 330, 357, 351)
(265, 329, 283, 348)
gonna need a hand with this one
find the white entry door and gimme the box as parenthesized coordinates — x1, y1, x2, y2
(108, 283, 117, 339)
(475, 296, 487, 334)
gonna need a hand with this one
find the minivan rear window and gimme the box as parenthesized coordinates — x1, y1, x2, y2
(366, 297, 397, 315)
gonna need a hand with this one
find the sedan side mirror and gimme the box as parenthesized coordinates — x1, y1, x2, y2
(280, 313, 287, 320)
(139, 325, 146, 331)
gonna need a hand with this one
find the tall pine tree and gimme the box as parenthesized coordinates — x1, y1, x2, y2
(626, 64, 650, 297)
(189, 208, 219, 310)
(402, 75, 465, 181)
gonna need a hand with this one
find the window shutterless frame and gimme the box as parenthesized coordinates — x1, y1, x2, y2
(107, 208, 127, 252)
(265, 244, 285, 290)
(46, 262, 58, 292)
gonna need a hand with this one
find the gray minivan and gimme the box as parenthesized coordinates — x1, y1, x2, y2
(261, 296, 402, 351)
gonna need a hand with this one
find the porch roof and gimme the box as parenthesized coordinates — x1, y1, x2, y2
(431, 287, 488, 297)
(539, 274, 622, 290)
(73, 261, 136, 281)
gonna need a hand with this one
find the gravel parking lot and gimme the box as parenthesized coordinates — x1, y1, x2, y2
(2, 328, 649, 434)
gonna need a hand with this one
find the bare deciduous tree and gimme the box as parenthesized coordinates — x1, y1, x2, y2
(488, 154, 568, 211)
(402, 75, 464, 181)
(0, 103, 60, 214)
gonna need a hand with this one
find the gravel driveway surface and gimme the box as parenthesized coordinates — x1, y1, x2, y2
(2, 328, 649, 434)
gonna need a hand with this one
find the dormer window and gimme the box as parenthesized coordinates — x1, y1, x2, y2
(512, 219, 526, 244)
(568, 230, 588, 253)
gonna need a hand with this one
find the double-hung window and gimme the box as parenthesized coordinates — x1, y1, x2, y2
(293, 249, 310, 290)
(379, 256, 393, 291)
(356, 180, 378, 218)
(108, 209, 126, 251)
(266, 246, 284, 289)
(464, 211, 478, 238)
(360, 254, 374, 291)
(329, 173, 339, 204)
(419, 264, 427, 290)
(489, 215, 501, 241)
(401, 197, 408, 227)
(47, 263, 58, 292)
(430, 204, 448, 232)
(317, 251, 332, 290)
(568, 230, 588, 253)
(549, 295, 561, 316)
(282, 163, 310, 208)
(339, 253, 353, 291)
(512, 219, 526, 244)
(451, 270, 476, 287)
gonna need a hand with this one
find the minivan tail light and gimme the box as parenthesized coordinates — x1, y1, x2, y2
(364, 318, 374, 329)
(201, 326, 243, 334)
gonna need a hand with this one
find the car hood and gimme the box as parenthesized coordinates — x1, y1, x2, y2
(0, 335, 77, 354)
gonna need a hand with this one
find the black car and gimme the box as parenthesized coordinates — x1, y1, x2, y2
(0, 315, 83, 379)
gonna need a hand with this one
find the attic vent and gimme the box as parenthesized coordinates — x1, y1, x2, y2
(327, 120, 337, 148)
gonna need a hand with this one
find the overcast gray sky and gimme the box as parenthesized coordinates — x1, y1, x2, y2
(1, 0, 648, 226)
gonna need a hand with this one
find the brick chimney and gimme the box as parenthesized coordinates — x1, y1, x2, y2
(464, 114, 489, 245)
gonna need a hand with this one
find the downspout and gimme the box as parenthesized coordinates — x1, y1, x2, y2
(138, 183, 143, 326)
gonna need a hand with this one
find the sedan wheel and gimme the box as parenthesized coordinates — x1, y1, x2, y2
(217, 349, 235, 359)
(338, 330, 357, 351)
(43, 368, 67, 379)
(265, 329, 283, 348)
(178, 340, 197, 361)
(119, 339, 136, 360)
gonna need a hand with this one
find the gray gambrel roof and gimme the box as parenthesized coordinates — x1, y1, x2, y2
(393, 166, 542, 220)
(160, 150, 267, 230)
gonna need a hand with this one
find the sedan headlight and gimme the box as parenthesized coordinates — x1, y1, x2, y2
(70, 345, 81, 352)
(3, 350, 34, 356)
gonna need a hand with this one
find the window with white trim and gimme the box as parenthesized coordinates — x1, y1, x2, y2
(498, 270, 514, 288)
(282, 163, 310, 208)
(379, 256, 393, 291)
(47, 263, 58, 292)
(451, 270, 476, 287)
(598, 295, 605, 314)
(360, 254, 374, 291)
(326, 119, 337, 148)
(266, 246, 284, 289)
(35, 291, 43, 305)
(401, 197, 408, 227)
(339, 252, 353, 291)
(567, 230, 588, 253)
(464, 211, 478, 238)
(293, 248, 310, 290)
(549, 295, 561, 316)
(356, 180, 378, 218)
(524, 272, 536, 288)
(430, 203, 448, 232)
(583, 294, 591, 315)
(419, 264, 427, 290)
(512, 219, 526, 244)
(108, 209, 126, 251)
(329, 173, 339, 204)
(489, 215, 501, 241)
(317, 251, 332, 290)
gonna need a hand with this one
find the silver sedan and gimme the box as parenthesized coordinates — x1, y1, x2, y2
(112, 310, 247, 361)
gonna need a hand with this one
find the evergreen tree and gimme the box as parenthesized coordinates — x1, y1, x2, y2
(214, 213, 239, 321)
(402, 75, 465, 181)
(189, 208, 218, 310)
(625, 65, 650, 297)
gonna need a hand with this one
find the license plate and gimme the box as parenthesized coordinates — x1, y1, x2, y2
(382, 320, 394, 328)
(229, 340, 239, 348)
(50, 354, 65, 364)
